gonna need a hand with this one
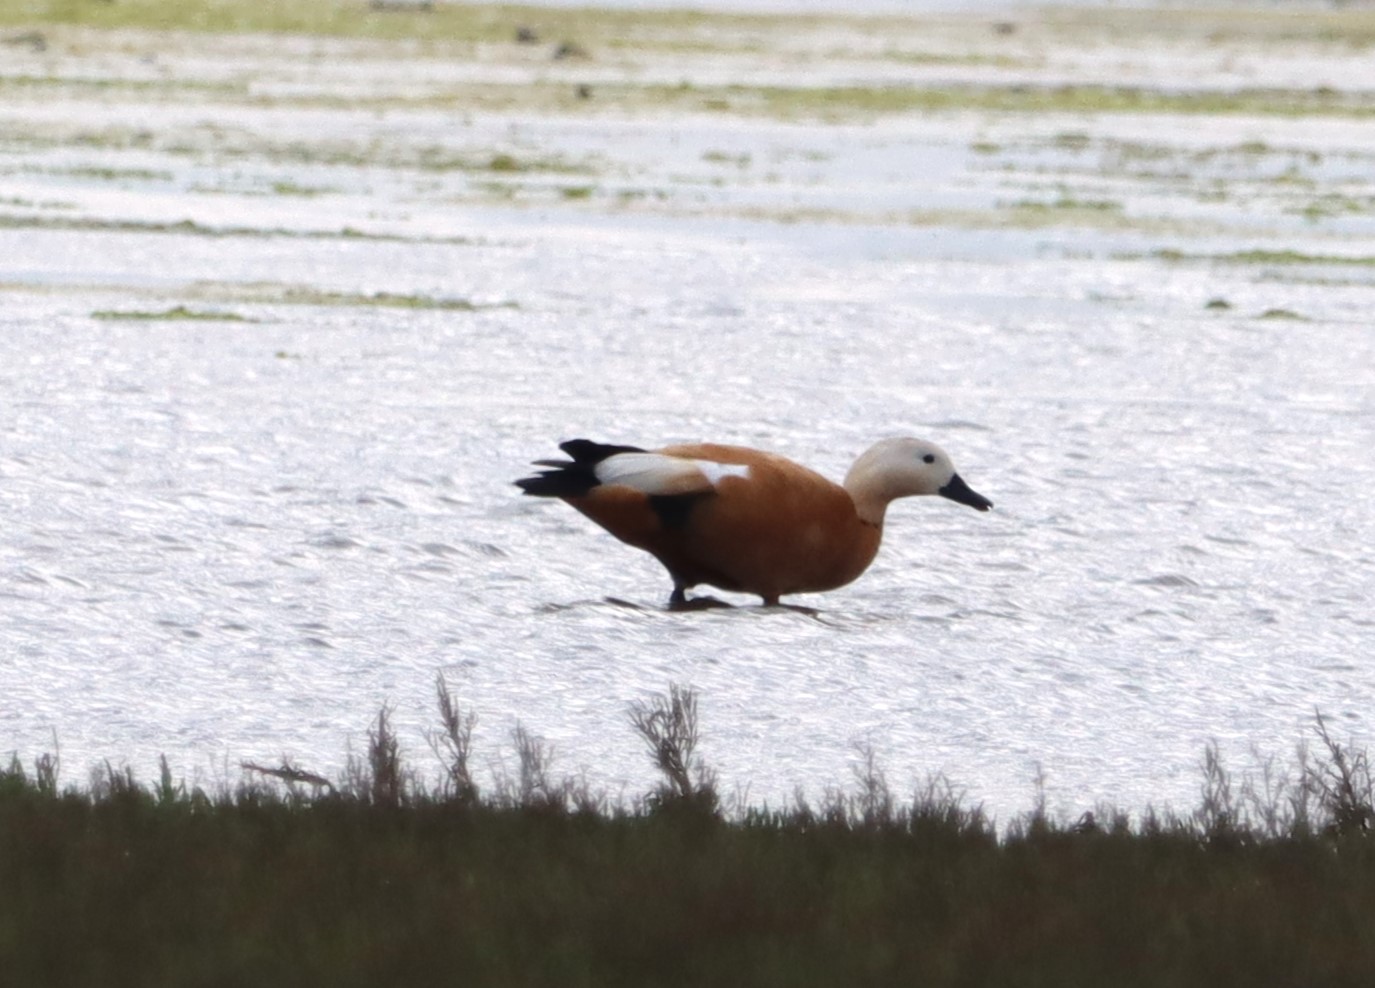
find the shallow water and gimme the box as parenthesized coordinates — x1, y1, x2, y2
(1, 6, 1374, 818)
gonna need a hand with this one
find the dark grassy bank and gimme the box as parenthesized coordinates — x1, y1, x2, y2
(4, 684, 1375, 987)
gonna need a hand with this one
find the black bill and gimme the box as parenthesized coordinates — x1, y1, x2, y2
(939, 473, 993, 512)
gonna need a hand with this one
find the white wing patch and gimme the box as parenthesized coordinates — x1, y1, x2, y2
(595, 453, 750, 495)
(698, 461, 751, 486)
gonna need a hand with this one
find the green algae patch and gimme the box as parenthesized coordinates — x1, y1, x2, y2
(0, 213, 481, 245)
(1228, 248, 1375, 267)
(1041, 5, 1375, 49)
(14, 279, 520, 315)
(572, 80, 1375, 124)
(1011, 196, 1122, 214)
(747, 82, 1375, 122)
(0, 0, 851, 46)
(6, 5, 1375, 125)
(91, 304, 254, 321)
(44, 164, 174, 182)
(276, 287, 518, 311)
(1256, 307, 1307, 321)
(178, 282, 520, 311)
(266, 179, 336, 197)
(1150, 248, 1375, 267)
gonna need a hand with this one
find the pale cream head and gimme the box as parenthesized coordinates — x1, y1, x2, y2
(843, 437, 992, 525)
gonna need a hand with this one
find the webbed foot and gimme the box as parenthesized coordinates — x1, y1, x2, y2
(668, 588, 734, 611)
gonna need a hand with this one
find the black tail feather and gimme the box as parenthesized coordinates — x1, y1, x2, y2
(515, 467, 598, 498)
(515, 439, 646, 498)
(557, 439, 645, 464)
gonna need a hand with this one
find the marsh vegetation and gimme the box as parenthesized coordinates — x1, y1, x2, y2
(5, 683, 1375, 985)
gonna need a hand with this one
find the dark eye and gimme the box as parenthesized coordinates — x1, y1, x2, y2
(922, 454, 935, 464)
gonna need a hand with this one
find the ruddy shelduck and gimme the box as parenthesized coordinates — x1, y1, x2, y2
(516, 437, 993, 608)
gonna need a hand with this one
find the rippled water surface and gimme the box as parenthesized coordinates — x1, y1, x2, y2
(2, 5, 1373, 818)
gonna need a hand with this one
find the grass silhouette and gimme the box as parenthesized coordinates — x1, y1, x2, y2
(4, 685, 1375, 986)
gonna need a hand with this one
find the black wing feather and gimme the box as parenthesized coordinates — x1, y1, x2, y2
(515, 439, 647, 498)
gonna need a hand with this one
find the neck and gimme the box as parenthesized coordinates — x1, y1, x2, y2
(843, 469, 891, 527)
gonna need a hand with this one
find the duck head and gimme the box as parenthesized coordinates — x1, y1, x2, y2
(843, 437, 993, 524)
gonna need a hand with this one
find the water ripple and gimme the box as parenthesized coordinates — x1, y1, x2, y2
(2, 106, 1373, 824)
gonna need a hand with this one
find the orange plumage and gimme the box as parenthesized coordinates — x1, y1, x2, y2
(517, 438, 991, 607)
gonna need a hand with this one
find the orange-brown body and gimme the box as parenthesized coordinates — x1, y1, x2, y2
(566, 444, 881, 604)
(516, 436, 992, 607)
